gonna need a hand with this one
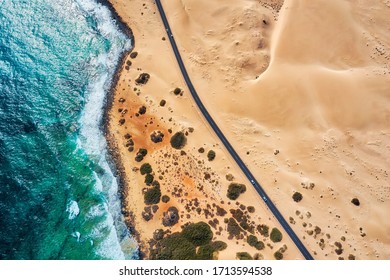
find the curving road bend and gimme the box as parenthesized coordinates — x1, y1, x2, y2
(155, 0, 314, 260)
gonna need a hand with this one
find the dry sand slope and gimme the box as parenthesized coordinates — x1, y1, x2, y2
(161, 0, 390, 259)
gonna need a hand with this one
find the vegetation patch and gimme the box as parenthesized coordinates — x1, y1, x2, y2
(351, 198, 360, 206)
(270, 228, 283, 243)
(292, 192, 303, 202)
(135, 73, 150, 85)
(210, 241, 227, 251)
(144, 187, 161, 205)
(159, 99, 166, 107)
(182, 222, 213, 247)
(207, 150, 216, 161)
(247, 235, 265, 250)
(173, 87, 182, 95)
(257, 224, 269, 237)
(162, 207, 179, 227)
(236, 252, 253, 260)
(140, 163, 153, 175)
(227, 218, 243, 238)
(135, 148, 148, 162)
(274, 251, 283, 260)
(170, 131, 187, 149)
(227, 183, 247, 200)
(161, 195, 170, 203)
(144, 174, 154, 185)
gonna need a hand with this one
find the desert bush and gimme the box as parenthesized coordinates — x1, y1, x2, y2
(173, 87, 182, 95)
(130, 51, 138, 59)
(182, 222, 213, 247)
(207, 150, 216, 161)
(135, 73, 150, 85)
(198, 147, 205, 153)
(196, 244, 215, 260)
(144, 187, 161, 205)
(247, 206, 255, 213)
(210, 241, 227, 251)
(151, 233, 197, 260)
(145, 174, 154, 185)
(274, 251, 283, 260)
(227, 218, 242, 237)
(351, 198, 360, 206)
(161, 195, 170, 203)
(159, 99, 166, 107)
(140, 163, 153, 175)
(247, 235, 265, 250)
(270, 228, 283, 243)
(292, 192, 303, 202)
(236, 252, 253, 260)
(257, 224, 269, 237)
(170, 131, 187, 149)
(227, 183, 247, 200)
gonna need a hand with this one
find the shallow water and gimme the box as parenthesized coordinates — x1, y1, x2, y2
(0, 0, 137, 259)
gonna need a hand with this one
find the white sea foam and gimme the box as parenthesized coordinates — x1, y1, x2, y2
(66, 200, 80, 220)
(71, 0, 137, 260)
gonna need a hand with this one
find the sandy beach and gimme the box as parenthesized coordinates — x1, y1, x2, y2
(106, 0, 390, 260)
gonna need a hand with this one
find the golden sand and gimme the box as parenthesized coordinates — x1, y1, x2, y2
(107, 0, 390, 259)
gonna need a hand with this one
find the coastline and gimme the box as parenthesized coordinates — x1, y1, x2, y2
(98, 0, 143, 258)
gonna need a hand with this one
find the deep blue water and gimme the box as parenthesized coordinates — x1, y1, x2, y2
(0, 0, 137, 259)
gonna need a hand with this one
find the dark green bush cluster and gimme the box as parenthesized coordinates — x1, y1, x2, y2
(227, 183, 247, 200)
(144, 187, 161, 205)
(227, 218, 242, 238)
(257, 224, 269, 237)
(292, 192, 303, 202)
(145, 174, 154, 185)
(207, 150, 216, 161)
(170, 131, 187, 149)
(140, 163, 153, 175)
(274, 251, 283, 260)
(135, 148, 148, 162)
(236, 252, 253, 260)
(161, 195, 170, 203)
(150, 222, 226, 260)
(247, 235, 265, 250)
(182, 222, 213, 246)
(270, 228, 283, 243)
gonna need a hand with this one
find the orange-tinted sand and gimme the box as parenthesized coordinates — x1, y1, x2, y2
(107, 0, 390, 259)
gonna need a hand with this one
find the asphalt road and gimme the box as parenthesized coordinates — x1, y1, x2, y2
(155, 0, 314, 260)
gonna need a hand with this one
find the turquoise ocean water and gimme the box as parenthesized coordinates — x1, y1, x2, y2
(0, 0, 138, 259)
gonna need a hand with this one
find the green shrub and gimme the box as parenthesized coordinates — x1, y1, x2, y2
(227, 183, 246, 200)
(145, 174, 154, 185)
(227, 218, 242, 237)
(247, 235, 258, 247)
(257, 224, 269, 237)
(140, 163, 153, 175)
(173, 87, 182, 95)
(292, 192, 303, 202)
(170, 132, 187, 149)
(144, 187, 161, 205)
(182, 222, 213, 247)
(247, 235, 265, 250)
(210, 241, 227, 251)
(270, 228, 283, 243)
(196, 244, 215, 260)
(207, 150, 216, 161)
(274, 251, 283, 260)
(236, 252, 253, 260)
(151, 233, 197, 260)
